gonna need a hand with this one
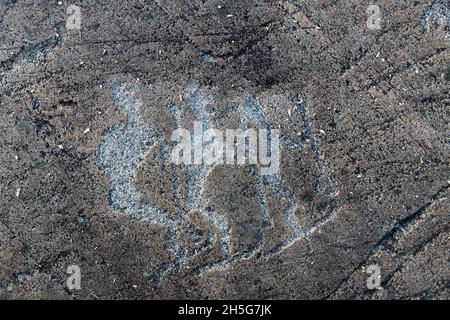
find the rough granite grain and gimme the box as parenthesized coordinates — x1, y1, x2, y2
(0, 0, 448, 299)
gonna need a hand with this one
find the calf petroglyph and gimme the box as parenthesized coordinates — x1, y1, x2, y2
(96, 80, 338, 278)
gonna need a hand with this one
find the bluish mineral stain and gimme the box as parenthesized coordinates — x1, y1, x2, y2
(97, 81, 184, 276)
(242, 97, 301, 243)
(419, 1, 449, 34)
(183, 86, 232, 257)
(183, 86, 209, 210)
(201, 53, 214, 64)
(296, 101, 336, 196)
(186, 84, 210, 127)
(243, 96, 270, 129)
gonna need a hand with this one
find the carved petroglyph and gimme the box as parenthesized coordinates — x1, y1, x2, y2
(96, 81, 338, 278)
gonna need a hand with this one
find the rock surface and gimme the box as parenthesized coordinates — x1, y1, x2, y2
(0, 0, 448, 299)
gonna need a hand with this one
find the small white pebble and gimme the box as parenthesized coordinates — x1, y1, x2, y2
(15, 155, 19, 160)
(83, 128, 90, 134)
(58, 144, 64, 149)
(15, 188, 21, 198)
(319, 129, 325, 134)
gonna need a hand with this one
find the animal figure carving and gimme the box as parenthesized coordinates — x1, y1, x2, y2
(97, 81, 337, 278)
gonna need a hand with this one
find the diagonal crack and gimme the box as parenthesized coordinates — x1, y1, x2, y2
(324, 183, 449, 299)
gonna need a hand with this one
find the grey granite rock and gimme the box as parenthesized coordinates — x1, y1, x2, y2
(0, 0, 448, 299)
